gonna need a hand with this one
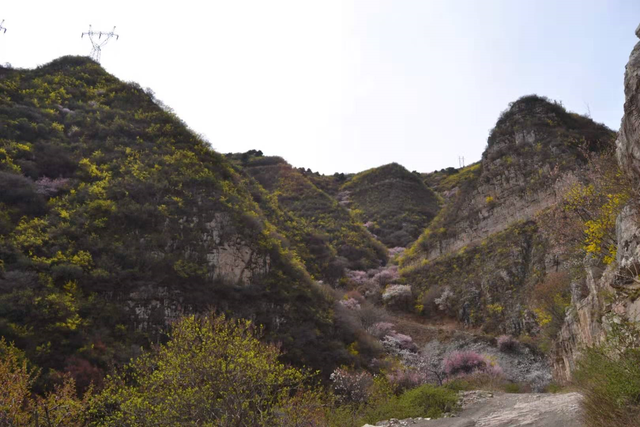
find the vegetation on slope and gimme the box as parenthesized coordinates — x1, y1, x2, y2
(403, 162, 482, 265)
(0, 57, 378, 391)
(227, 152, 388, 275)
(1, 315, 459, 426)
(402, 221, 547, 335)
(488, 94, 614, 150)
(404, 95, 615, 267)
(341, 163, 440, 248)
(574, 320, 640, 427)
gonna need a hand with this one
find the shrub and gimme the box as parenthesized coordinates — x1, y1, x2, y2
(330, 367, 374, 404)
(34, 176, 70, 196)
(388, 247, 406, 258)
(372, 266, 399, 286)
(340, 297, 361, 310)
(367, 322, 395, 339)
(382, 333, 418, 353)
(0, 338, 91, 426)
(504, 383, 522, 393)
(574, 346, 640, 427)
(444, 351, 488, 376)
(434, 286, 454, 312)
(443, 351, 503, 383)
(497, 335, 519, 353)
(386, 368, 428, 393)
(363, 384, 458, 422)
(382, 284, 413, 311)
(0, 171, 46, 214)
(355, 302, 389, 329)
(91, 314, 324, 426)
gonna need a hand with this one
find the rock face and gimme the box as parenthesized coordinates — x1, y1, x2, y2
(402, 96, 614, 336)
(616, 31, 640, 182)
(410, 95, 613, 264)
(553, 27, 640, 381)
(204, 213, 270, 285)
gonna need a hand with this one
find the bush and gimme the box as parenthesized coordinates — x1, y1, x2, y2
(444, 351, 488, 376)
(504, 383, 522, 393)
(382, 332, 418, 353)
(382, 284, 413, 311)
(364, 384, 458, 422)
(367, 322, 395, 339)
(0, 338, 91, 426)
(386, 368, 427, 393)
(91, 314, 324, 426)
(574, 346, 640, 427)
(497, 335, 519, 353)
(330, 368, 374, 404)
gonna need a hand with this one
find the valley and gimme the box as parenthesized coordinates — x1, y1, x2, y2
(1, 23, 640, 427)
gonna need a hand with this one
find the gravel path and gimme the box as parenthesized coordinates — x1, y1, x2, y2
(369, 391, 583, 427)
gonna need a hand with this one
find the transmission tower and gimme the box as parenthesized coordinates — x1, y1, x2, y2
(81, 25, 119, 63)
(0, 20, 6, 65)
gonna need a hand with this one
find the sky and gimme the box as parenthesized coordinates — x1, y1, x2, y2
(1, 1, 639, 174)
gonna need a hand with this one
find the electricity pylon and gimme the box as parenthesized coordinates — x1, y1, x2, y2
(81, 25, 119, 63)
(0, 20, 6, 65)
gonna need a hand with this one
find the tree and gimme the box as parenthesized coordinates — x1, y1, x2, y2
(91, 314, 325, 426)
(0, 338, 91, 426)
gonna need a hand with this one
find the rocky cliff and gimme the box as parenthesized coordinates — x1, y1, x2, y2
(399, 95, 615, 336)
(405, 95, 613, 265)
(553, 25, 640, 381)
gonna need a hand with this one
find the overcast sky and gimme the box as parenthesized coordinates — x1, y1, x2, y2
(1, 1, 639, 174)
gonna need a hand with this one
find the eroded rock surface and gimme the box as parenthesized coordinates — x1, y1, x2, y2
(616, 27, 640, 182)
(553, 25, 640, 382)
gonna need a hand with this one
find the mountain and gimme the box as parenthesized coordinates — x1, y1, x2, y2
(1, 44, 637, 416)
(225, 152, 388, 281)
(0, 57, 381, 387)
(399, 95, 617, 338)
(338, 163, 440, 248)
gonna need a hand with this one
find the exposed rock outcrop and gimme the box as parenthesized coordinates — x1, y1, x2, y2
(616, 26, 640, 182)
(401, 96, 614, 336)
(553, 26, 640, 382)
(204, 213, 270, 285)
(410, 96, 613, 264)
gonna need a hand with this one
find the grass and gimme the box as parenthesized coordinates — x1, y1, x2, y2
(574, 346, 640, 427)
(328, 384, 459, 427)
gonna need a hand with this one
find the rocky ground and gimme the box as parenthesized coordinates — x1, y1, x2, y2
(366, 391, 583, 427)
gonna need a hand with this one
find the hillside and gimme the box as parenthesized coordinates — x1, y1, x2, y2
(340, 163, 441, 248)
(0, 57, 381, 388)
(2, 37, 640, 426)
(400, 95, 617, 337)
(226, 152, 388, 278)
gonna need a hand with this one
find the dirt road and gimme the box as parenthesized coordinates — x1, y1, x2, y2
(371, 391, 583, 427)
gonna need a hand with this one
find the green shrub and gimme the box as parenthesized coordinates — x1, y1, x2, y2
(574, 346, 640, 427)
(90, 314, 325, 426)
(504, 383, 522, 393)
(363, 384, 458, 423)
(443, 379, 472, 392)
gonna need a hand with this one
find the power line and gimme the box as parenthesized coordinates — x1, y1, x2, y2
(81, 25, 119, 63)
